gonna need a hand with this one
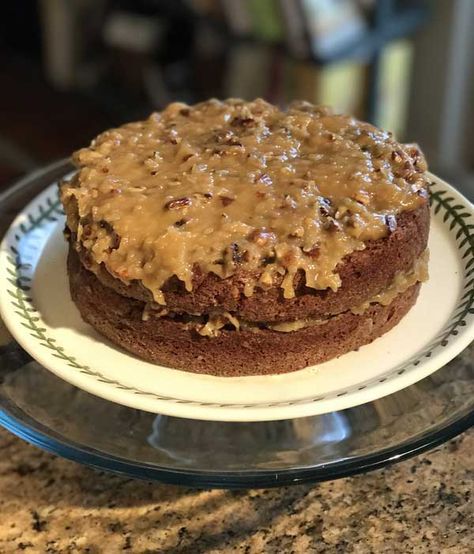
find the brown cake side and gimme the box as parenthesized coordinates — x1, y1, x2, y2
(68, 248, 421, 376)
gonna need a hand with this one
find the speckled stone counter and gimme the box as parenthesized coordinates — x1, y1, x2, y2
(0, 426, 471, 553)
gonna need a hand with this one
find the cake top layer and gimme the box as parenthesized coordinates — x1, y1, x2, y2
(62, 98, 428, 304)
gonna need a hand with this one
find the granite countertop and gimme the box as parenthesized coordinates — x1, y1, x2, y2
(0, 427, 471, 553)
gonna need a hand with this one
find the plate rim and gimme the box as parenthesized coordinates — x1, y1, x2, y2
(0, 165, 473, 421)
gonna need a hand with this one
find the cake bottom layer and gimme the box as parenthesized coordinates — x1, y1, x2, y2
(68, 250, 421, 377)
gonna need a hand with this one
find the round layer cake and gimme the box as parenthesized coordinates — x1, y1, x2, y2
(61, 98, 430, 376)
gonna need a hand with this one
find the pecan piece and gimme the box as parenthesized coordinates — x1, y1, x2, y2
(319, 197, 332, 217)
(99, 220, 120, 249)
(81, 223, 93, 240)
(288, 228, 304, 239)
(352, 191, 370, 206)
(263, 254, 276, 265)
(111, 235, 122, 251)
(248, 229, 276, 246)
(226, 243, 244, 264)
(323, 218, 341, 232)
(220, 195, 235, 206)
(165, 197, 191, 210)
(405, 170, 419, 183)
(231, 117, 255, 127)
(255, 173, 272, 186)
(304, 245, 320, 259)
(213, 130, 232, 143)
(225, 138, 243, 147)
(391, 150, 404, 163)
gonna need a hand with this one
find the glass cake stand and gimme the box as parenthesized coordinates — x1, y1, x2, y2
(0, 161, 472, 489)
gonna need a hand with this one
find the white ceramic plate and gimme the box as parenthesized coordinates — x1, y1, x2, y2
(0, 173, 473, 421)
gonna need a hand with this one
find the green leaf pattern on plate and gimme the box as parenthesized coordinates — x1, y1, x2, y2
(4, 182, 474, 408)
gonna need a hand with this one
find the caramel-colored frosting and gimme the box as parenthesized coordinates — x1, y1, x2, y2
(351, 249, 429, 315)
(142, 250, 429, 337)
(61, 99, 428, 304)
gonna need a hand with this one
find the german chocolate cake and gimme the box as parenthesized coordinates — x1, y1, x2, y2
(60, 99, 430, 376)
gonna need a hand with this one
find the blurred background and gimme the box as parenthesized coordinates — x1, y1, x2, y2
(0, 0, 473, 198)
